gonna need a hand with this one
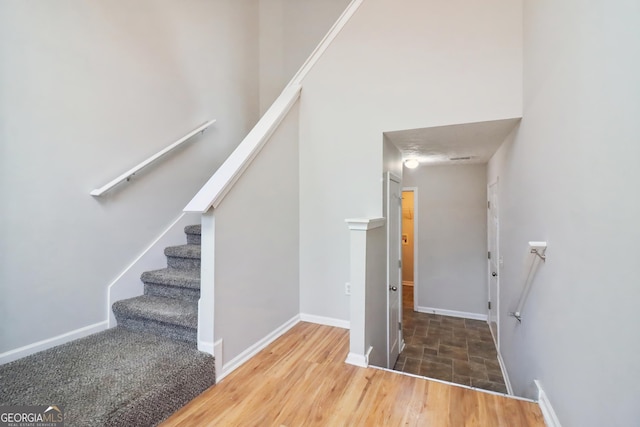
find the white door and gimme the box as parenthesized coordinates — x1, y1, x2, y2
(387, 172, 402, 368)
(487, 181, 499, 348)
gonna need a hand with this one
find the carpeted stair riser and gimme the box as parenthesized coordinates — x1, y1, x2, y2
(184, 224, 201, 245)
(114, 316, 196, 344)
(112, 294, 198, 345)
(141, 268, 201, 301)
(165, 245, 201, 270)
(144, 283, 200, 301)
(166, 256, 200, 270)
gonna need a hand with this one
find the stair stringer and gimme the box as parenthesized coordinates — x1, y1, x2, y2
(107, 212, 200, 328)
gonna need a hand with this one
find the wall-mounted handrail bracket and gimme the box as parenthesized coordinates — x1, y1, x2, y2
(531, 248, 546, 262)
(90, 119, 216, 197)
(508, 311, 522, 323)
(511, 241, 547, 323)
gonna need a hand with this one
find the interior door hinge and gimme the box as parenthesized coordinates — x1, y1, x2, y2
(488, 301, 492, 310)
(488, 201, 491, 209)
(488, 251, 491, 259)
(398, 321, 402, 330)
(398, 259, 402, 268)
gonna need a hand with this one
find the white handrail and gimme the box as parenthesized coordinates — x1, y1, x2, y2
(90, 119, 216, 196)
(510, 241, 547, 322)
(288, 0, 364, 87)
(183, 0, 364, 213)
(184, 86, 301, 212)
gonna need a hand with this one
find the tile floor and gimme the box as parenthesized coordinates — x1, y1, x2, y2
(393, 286, 508, 394)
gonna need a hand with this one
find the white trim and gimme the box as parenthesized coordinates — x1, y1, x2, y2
(416, 306, 488, 321)
(288, 0, 364, 87)
(198, 340, 214, 355)
(345, 346, 372, 368)
(216, 315, 300, 382)
(91, 120, 216, 196)
(345, 217, 385, 231)
(213, 339, 223, 383)
(0, 321, 108, 365)
(345, 353, 367, 367)
(535, 380, 562, 427)
(496, 349, 514, 395)
(300, 313, 350, 329)
(184, 85, 301, 213)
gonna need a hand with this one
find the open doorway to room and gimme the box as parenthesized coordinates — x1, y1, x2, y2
(401, 189, 417, 312)
(383, 119, 520, 395)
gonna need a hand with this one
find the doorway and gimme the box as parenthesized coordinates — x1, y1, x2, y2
(401, 189, 417, 311)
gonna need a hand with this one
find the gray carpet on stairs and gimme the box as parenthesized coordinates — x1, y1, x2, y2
(0, 327, 214, 427)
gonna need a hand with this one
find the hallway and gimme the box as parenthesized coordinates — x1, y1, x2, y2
(394, 287, 508, 394)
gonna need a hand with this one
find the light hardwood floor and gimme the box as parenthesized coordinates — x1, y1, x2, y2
(162, 322, 544, 427)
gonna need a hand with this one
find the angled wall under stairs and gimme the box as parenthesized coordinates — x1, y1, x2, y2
(113, 225, 202, 345)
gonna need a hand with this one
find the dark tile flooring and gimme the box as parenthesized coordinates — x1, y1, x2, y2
(393, 286, 508, 394)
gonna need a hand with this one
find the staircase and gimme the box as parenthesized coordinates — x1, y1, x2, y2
(113, 225, 202, 345)
(1, 225, 214, 426)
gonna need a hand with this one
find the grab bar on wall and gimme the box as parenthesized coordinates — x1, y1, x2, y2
(509, 241, 547, 322)
(90, 119, 216, 196)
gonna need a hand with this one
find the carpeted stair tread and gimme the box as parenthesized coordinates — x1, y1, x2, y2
(164, 244, 201, 259)
(184, 224, 201, 236)
(184, 225, 201, 245)
(0, 327, 215, 426)
(141, 268, 200, 290)
(113, 295, 197, 329)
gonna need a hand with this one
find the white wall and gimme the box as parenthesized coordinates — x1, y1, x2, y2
(214, 102, 300, 368)
(259, 0, 350, 113)
(0, 1, 259, 354)
(299, 0, 522, 323)
(488, 0, 640, 425)
(404, 165, 488, 316)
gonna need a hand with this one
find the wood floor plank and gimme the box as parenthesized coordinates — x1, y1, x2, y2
(161, 322, 545, 427)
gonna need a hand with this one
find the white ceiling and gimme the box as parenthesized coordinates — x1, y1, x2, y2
(384, 118, 521, 166)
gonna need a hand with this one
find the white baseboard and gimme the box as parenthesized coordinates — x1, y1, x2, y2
(535, 380, 562, 427)
(217, 315, 300, 382)
(345, 346, 372, 368)
(496, 350, 513, 395)
(213, 339, 223, 383)
(198, 340, 214, 356)
(300, 313, 350, 329)
(0, 321, 108, 365)
(416, 306, 487, 321)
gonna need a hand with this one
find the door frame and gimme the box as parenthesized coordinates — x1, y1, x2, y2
(402, 187, 419, 311)
(386, 172, 403, 368)
(487, 179, 500, 350)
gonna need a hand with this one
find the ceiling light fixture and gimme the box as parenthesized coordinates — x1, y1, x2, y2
(404, 158, 419, 169)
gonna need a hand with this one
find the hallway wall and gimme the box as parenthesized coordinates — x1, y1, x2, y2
(488, 0, 640, 425)
(404, 164, 488, 317)
(298, 0, 522, 323)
